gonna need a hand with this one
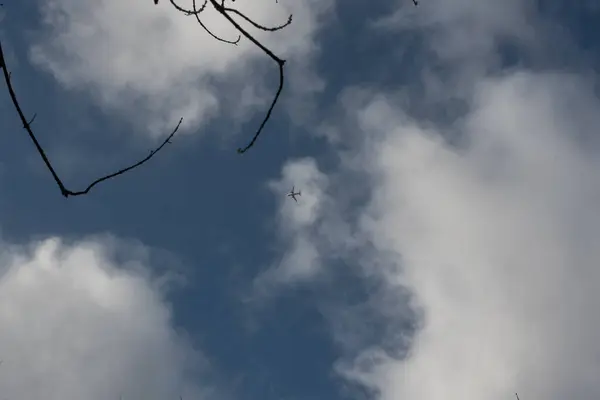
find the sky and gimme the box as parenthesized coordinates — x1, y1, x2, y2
(1, 0, 600, 399)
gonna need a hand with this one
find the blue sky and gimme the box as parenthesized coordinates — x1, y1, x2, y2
(1, 1, 600, 399)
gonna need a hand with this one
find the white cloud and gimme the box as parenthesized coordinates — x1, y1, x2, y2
(256, 158, 330, 287)
(264, 2, 600, 398)
(333, 70, 600, 400)
(266, 72, 600, 399)
(264, 72, 600, 399)
(29, 0, 332, 138)
(0, 235, 214, 400)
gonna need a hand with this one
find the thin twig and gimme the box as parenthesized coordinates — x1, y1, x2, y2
(236, 61, 284, 154)
(222, 6, 292, 32)
(0, 39, 182, 198)
(169, 0, 207, 15)
(193, 0, 240, 45)
(66, 118, 183, 196)
(169, 0, 240, 44)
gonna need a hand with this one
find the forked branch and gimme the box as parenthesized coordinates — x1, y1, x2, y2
(209, 0, 290, 153)
(1, 0, 417, 197)
(169, 0, 292, 153)
(207, 0, 415, 152)
(0, 40, 182, 198)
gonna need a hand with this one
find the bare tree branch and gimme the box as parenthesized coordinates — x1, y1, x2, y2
(166, 0, 291, 153)
(0, 0, 419, 196)
(190, 0, 288, 154)
(0, 0, 296, 198)
(1, 0, 292, 199)
(166, 0, 291, 152)
(0, 39, 183, 198)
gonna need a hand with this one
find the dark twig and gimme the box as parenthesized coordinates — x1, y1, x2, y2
(222, 6, 292, 32)
(236, 61, 284, 153)
(204, 0, 288, 153)
(27, 112, 37, 126)
(168, 0, 207, 15)
(193, 0, 240, 45)
(0, 39, 182, 198)
(65, 118, 183, 196)
(165, 0, 292, 153)
(169, 0, 240, 44)
(167, 0, 291, 153)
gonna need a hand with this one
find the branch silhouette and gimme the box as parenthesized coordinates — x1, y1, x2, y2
(168, 0, 291, 154)
(166, 0, 416, 152)
(210, 0, 289, 154)
(1, 0, 293, 198)
(0, 0, 418, 196)
(0, 40, 183, 198)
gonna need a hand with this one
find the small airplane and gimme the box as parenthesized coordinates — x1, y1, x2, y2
(287, 186, 301, 203)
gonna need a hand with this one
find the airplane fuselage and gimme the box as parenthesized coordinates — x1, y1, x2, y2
(287, 187, 301, 202)
(287, 191, 301, 202)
